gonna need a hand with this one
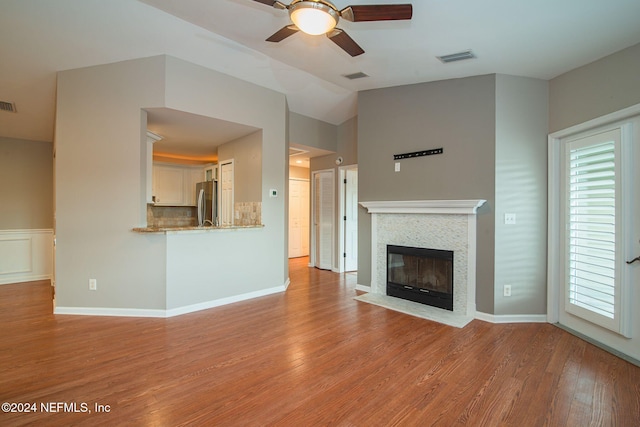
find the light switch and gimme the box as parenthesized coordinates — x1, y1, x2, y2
(504, 213, 516, 225)
(269, 189, 277, 197)
(395, 162, 400, 172)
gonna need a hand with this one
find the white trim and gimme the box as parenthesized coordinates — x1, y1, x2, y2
(310, 169, 335, 270)
(369, 212, 378, 297)
(165, 285, 286, 317)
(355, 284, 371, 293)
(466, 214, 478, 315)
(54, 306, 166, 317)
(549, 103, 640, 139)
(360, 200, 486, 215)
(363, 201, 485, 319)
(55, 283, 288, 318)
(338, 164, 358, 273)
(0, 229, 54, 235)
(219, 159, 234, 227)
(475, 312, 548, 324)
(0, 229, 53, 285)
(548, 104, 640, 335)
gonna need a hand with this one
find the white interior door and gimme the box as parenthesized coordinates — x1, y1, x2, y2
(313, 170, 334, 270)
(549, 111, 640, 361)
(220, 161, 234, 227)
(344, 167, 358, 272)
(289, 178, 309, 258)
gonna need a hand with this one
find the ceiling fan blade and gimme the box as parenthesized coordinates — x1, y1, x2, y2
(340, 4, 413, 22)
(266, 25, 299, 42)
(253, 0, 287, 9)
(327, 29, 364, 57)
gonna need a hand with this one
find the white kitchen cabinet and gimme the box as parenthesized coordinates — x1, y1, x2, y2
(153, 163, 204, 206)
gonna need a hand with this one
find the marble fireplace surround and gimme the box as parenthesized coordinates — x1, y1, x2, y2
(358, 200, 486, 328)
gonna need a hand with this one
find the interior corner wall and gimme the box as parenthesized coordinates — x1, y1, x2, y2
(310, 116, 357, 270)
(549, 42, 640, 132)
(289, 112, 337, 152)
(494, 75, 549, 315)
(163, 56, 288, 309)
(217, 130, 263, 203)
(357, 75, 497, 313)
(55, 56, 167, 310)
(0, 137, 53, 230)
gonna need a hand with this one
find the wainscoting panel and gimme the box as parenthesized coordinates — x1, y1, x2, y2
(0, 229, 53, 285)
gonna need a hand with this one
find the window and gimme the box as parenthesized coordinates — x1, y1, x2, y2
(563, 126, 631, 336)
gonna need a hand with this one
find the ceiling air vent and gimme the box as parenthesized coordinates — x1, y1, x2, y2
(343, 72, 369, 80)
(289, 147, 308, 157)
(0, 101, 17, 113)
(437, 50, 475, 64)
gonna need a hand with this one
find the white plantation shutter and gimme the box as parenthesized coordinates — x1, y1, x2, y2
(565, 128, 622, 332)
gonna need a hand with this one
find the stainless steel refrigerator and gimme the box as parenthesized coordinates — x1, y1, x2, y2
(196, 181, 217, 226)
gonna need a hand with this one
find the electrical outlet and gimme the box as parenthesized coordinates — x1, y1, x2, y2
(503, 284, 511, 297)
(504, 213, 517, 225)
(89, 279, 97, 291)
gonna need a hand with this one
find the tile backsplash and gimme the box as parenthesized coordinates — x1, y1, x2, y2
(235, 202, 262, 226)
(147, 204, 197, 228)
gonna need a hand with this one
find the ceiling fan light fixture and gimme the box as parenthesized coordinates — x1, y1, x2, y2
(289, 1, 339, 35)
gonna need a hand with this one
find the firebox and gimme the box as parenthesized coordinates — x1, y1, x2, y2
(387, 245, 454, 311)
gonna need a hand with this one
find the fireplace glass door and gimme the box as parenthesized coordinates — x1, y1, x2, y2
(387, 245, 453, 310)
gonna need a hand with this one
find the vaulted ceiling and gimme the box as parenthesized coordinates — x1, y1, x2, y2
(2, 0, 640, 144)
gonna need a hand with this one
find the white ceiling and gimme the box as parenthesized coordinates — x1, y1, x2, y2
(147, 108, 260, 162)
(2, 0, 640, 156)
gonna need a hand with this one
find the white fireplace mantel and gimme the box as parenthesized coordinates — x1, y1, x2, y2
(359, 199, 486, 326)
(360, 200, 486, 215)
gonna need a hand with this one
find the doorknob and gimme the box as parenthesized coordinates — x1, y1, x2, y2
(627, 256, 640, 265)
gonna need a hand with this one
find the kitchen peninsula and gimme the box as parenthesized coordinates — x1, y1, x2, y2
(132, 224, 264, 234)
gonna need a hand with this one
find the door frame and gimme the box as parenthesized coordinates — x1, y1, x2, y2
(547, 103, 640, 325)
(338, 164, 358, 273)
(310, 169, 335, 270)
(288, 177, 310, 259)
(219, 159, 234, 227)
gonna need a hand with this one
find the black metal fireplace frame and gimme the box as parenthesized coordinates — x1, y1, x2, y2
(386, 245, 454, 311)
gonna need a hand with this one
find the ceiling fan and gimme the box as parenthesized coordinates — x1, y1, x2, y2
(252, 0, 413, 57)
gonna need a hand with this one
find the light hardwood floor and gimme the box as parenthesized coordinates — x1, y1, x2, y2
(1, 257, 639, 426)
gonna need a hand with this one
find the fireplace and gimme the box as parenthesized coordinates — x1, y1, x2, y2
(387, 245, 454, 311)
(359, 200, 486, 325)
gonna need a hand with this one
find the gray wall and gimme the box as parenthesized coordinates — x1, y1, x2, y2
(56, 56, 167, 309)
(310, 116, 357, 269)
(357, 75, 497, 313)
(218, 130, 262, 203)
(289, 112, 337, 152)
(549, 42, 640, 132)
(55, 55, 288, 312)
(0, 137, 53, 229)
(494, 75, 549, 315)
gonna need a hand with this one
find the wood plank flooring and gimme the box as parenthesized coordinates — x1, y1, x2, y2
(1, 256, 639, 426)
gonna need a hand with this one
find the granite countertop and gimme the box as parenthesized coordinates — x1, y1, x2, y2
(132, 224, 264, 234)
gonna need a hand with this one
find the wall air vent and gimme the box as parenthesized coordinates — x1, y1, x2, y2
(0, 101, 17, 113)
(343, 72, 369, 80)
(437, 50, 475, 63)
